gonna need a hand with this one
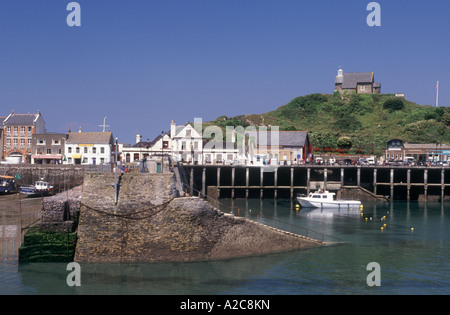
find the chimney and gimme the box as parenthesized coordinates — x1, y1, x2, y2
(136, 134, 142, 144)
(170, 120, 176, 138)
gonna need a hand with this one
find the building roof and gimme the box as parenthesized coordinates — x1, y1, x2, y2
(255, 131, 309, 147)
(3, 112, 41, 126)
(404, 143, 450, 150)
(66, 132, 113, 144)
(341, 72, 374, 89)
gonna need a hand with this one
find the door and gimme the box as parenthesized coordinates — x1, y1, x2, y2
(156, 163, 162, 173)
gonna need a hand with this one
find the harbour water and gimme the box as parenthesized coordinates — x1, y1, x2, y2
(1, 195, 450, 295)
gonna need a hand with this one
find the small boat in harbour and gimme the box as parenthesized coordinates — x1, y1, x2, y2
(297, 190, 361, 209)
(0, 175, 16, 194)
(20, 180, 54, 197)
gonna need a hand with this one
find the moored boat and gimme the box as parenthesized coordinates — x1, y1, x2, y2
(20, 180, 54, 197)
(297, 190, 361, 209)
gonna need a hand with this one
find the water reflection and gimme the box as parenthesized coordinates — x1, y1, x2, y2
(2, 195, 450, 294)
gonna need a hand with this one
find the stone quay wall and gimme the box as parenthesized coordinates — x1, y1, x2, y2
(74, 173, 321, 263)
(0, 164, 91, 192)
(39, 185, 83, 233)
(19, 186, 83, 262)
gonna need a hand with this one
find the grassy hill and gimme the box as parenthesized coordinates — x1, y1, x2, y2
(206, 93, 450, 156)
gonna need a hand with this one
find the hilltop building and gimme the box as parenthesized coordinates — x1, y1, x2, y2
(334, 68, 381, 95)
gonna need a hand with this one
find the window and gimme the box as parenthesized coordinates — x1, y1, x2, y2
(28, 126, 32, 133)
(360, 85, 366, 92)
(52, 139, 60, 145)
(163, 141, 169, 149)
(20, 139, 25, 148)
(93, 147, 97, 154)
(13, 139, 18, 148)
(76, 147, 80, 153)
(186, 129, 191, 137)
(47, 149, 51, 154)
(68, 147, 72, 153)
(84, 147, 88, 153)
(20, 126, 25, 136)
(6, 127, 11, 136)
(13, 127, 18, 136)
(27, 139, 32, 148)
(100, 147, 105, 154)
(38, 139, 46, 145)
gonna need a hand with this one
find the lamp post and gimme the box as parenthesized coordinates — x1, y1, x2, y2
(161, 131, 164, 173)
(114, 137, 118, 204)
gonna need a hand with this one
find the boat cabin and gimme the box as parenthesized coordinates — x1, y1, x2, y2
(35, 181, 51, 190)
(308, 191, 336, 201)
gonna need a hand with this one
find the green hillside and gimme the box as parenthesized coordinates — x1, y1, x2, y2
(207, 93, 450, 156)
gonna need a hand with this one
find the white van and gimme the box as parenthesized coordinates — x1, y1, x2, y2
(366, 157, 376, 165)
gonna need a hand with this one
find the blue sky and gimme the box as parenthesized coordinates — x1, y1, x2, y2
(1, 0, 449, 144)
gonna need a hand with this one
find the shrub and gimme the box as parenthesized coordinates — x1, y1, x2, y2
(383, 98, 404, 111)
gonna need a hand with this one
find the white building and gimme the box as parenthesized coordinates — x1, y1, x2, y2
(121, 119, 240, 166)
(202, 141, 239, 165)
(64, 131, 114, 165)
(121, 132, 172, 164)
(170, 120, 203, 164)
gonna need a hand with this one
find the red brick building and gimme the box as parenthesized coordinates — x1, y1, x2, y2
(2, 111, 46, 163)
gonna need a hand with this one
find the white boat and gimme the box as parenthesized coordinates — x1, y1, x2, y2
(297, 190, 361, 209)
(20, 180, 54, 197)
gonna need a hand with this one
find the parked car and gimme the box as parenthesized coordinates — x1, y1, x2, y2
(357, 158, 369, 165)
(343, 159, 355, 165)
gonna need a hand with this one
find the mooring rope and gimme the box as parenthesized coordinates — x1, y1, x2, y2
(80, 198, 175, 221)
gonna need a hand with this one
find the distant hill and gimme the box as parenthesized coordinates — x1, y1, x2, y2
(206, 93, 450, 156)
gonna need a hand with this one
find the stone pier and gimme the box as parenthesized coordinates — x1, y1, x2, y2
(74, 173, 322, 263)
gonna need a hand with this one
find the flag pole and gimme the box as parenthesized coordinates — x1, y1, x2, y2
(436, 81, 439, 107)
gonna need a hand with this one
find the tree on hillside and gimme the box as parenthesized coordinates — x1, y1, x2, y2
(383, 98, 404, 111)
(337, 137, 352, 149)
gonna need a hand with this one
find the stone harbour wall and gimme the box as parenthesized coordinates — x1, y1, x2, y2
(19, 186, 83, 262)
(39, 185, 83, 233)
(74, 173, 322, 263)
